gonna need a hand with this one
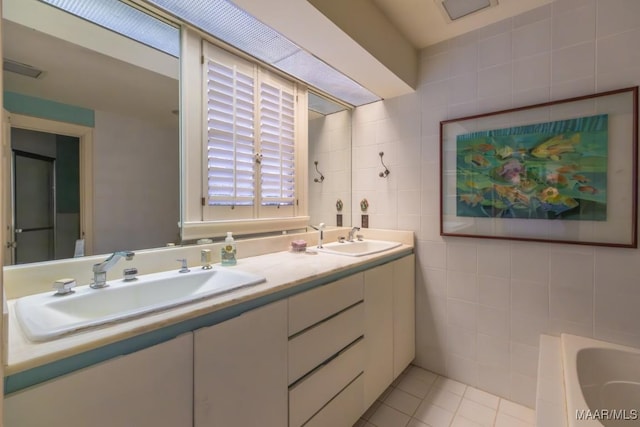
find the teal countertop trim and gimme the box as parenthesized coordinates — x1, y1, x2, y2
(4, 249, 413, 395)
(4, 92, 95, 127)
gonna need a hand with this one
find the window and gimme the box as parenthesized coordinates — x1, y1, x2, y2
(202, 41, 304, 223)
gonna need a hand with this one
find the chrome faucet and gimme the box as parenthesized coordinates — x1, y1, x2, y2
(348, 227, 361, 242)
(91, 251, 135, 289)
(310, 222, 325, 248)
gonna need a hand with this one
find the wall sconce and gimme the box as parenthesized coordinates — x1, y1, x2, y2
(313, 160, 325, 183)
(378, 152, 390, 178)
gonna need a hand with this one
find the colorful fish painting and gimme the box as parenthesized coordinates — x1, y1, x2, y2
(455, 114, 608, 221)
(530, 134, 580, 161)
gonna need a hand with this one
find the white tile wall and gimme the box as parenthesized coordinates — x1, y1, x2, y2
(350, 0, 640, 408)
(308, 110, 352, 226)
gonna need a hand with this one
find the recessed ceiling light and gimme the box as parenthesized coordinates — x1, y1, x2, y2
(3, 59, 43, 79)
(437, 0, 498, 22)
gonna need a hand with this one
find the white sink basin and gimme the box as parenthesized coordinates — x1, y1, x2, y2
(315, 239, 402, 257)
(15, 267, 266, 342)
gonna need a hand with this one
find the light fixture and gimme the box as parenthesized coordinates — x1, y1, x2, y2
(145, 0, 380, 106)
(39, 0, 180, 57)
(3, 59, 43, 79)
(36, 0, 379, 106)
(436, 0, 498, 22)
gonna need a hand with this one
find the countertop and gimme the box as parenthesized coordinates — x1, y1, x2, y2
(5, 233, 413, 379)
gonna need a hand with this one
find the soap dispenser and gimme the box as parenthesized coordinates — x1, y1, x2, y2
(221, 232, 237, 266)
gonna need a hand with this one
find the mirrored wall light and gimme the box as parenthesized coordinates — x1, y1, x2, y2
(39, 0, 180, 57)
(144, 0, 381, 106)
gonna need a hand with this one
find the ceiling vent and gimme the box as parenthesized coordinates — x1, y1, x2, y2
(436, 0, 498, 22)
(3, 59, 43, 79)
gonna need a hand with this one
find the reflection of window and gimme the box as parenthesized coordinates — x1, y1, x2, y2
(203, 41, 300, 221)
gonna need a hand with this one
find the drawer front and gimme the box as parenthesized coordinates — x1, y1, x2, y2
(288, 272, 364, 336)
(288, 302, 363, 384)
(289, 338, 364, 427)
(304, 374, 363, 427)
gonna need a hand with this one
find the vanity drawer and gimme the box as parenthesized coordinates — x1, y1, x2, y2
(288, 272, 363, 336)
(288, 302, 363, 384)
(289, 338, 364, 427)
(304, 374, 363, 427)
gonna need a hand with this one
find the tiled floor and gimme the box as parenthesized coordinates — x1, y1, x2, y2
(354, 365, 536, 427)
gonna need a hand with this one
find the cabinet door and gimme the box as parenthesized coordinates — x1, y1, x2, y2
(393, 254, 416, 378)
(4, 333, 194, 427)
(194, 300, 288, 427)
(363, 262, 394, 408)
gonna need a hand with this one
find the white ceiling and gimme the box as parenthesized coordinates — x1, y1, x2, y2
(371, 0, 553, 48)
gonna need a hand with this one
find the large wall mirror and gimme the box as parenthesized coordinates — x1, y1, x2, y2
(2, 0, 353, 267)
(308, 92, 352, 228)
(2, 0, 180, 265)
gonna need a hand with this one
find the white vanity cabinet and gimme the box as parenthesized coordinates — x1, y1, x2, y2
(4, 333, 194, 427)
(194, 299, 288, 427)
(364, 254, 416, 408)
(287, 272, 365, 427)
(393, 254, 416, 377)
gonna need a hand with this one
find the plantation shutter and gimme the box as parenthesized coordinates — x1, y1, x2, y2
(259, 73, 296, 212)
(202, 41, 302, 223)
(204, 45, 256, 211)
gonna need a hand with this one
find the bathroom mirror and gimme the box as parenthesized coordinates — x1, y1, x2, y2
(1, 0, 354, 268)
(308, 92, 352, 228)
(2, 0, 180, 265)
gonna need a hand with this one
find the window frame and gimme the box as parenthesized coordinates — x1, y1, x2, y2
(181, 34, 308, 241)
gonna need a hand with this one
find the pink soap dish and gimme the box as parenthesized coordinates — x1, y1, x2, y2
(290, 239, 307, 252)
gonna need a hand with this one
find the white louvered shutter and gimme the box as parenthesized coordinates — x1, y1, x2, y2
(258, 72, 296, 217)
(204, 44, 256, 218)
(202, 42, 301, 222)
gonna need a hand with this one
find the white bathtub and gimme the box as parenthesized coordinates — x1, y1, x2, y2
(561, 334, 640, 427)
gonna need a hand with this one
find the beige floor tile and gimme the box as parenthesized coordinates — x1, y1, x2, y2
(396, 375, 434, 399)
(369, 403, 411, 427)
(451, 414, 484, 427)
(405, 365, 438, 385)
(425, 386, 463, 412)
(495, 412, 535, 427)
(463, 386, 500, 410)
(385, 388, 422, 416)
(353, 368, 537, 427)
(498, 399, 536, 424)
(363, 400, 382, 420)
(434, 376, 467, 396)
(456, 399, 497, 427)
(406, 418, 429, 427)
(413, 401, 455, 427)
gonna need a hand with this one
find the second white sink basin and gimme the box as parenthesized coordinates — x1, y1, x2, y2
(315, 239, 401, 257)
(15, 267, 266, 342)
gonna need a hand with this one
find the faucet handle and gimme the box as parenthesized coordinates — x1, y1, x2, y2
(201, 249, 213, 270)
(53, 278, 76, 296)
(176, 258, 190, 273)
(123, 267, 138, 281)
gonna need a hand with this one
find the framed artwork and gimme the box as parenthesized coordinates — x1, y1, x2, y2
(440, 86, 638, 247)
